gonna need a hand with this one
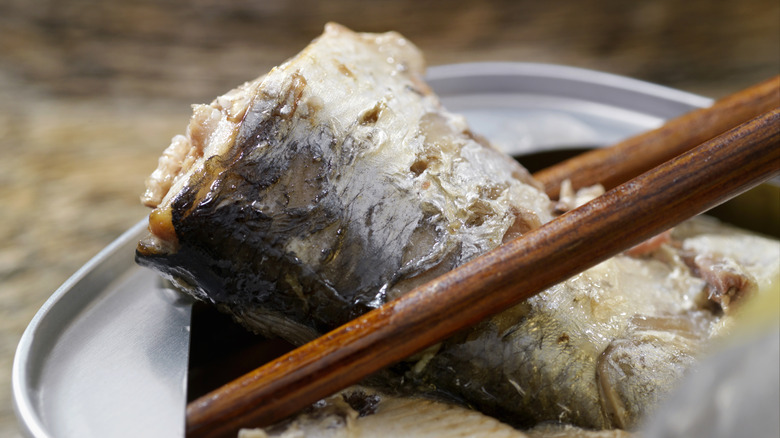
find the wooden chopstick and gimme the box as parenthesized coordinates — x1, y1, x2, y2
(186, 107, 780, 437)
(533, 75, 779, 199)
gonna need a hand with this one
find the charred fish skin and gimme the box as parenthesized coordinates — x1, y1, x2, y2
(136, 23, 552, 342)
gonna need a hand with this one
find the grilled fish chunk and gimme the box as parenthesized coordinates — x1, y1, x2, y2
(136, 24, 780, 432)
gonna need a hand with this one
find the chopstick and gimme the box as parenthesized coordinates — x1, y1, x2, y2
(533, 75, 779, 199)
(186, 105, 779, 437)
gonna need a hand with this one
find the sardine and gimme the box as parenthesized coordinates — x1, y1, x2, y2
(136, 24, 780, 432)
(136, 22, 551, 344)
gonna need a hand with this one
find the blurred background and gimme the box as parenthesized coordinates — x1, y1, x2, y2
(0, 0, 778, 435)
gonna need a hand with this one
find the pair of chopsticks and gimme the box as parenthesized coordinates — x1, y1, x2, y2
(187, 76, 779, 438)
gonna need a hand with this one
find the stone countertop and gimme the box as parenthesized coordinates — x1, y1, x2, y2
(1, 1, 777, 436)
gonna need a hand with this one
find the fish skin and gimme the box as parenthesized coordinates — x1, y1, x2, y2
(136, 24, 780, 431)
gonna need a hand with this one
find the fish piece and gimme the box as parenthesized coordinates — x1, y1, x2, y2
(237, 387, 532, 438)
(136, 24, 780, 432)
(136, 23, 552, 344)
(406, 219, 778, 429)
(408, 249, 708, 428)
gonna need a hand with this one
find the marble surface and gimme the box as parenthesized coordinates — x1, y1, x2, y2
(1, 1, 778, 436)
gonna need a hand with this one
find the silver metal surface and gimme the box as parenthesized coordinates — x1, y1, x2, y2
(13, 220, 193, 438)
(428, 62, 712, 155)
(13, 62, 713, 437)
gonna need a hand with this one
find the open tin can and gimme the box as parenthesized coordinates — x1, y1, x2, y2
(13, 63, 778, 437)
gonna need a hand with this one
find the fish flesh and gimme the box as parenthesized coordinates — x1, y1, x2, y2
(136, 24, 780, 432)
